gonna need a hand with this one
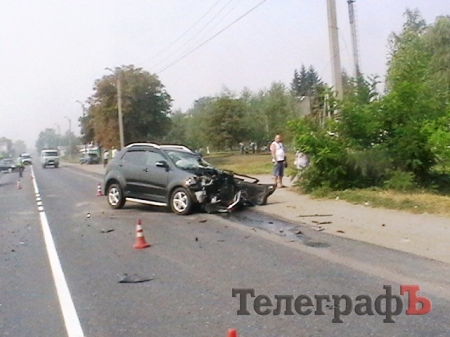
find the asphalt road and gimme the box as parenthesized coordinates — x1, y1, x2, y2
(1, 164, 450, 337)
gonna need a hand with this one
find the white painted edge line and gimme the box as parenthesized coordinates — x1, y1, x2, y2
(31, 166, 84, 337)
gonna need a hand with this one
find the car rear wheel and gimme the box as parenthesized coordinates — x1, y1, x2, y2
(107, 183, 125, 209)
(170, 187, 193, 215)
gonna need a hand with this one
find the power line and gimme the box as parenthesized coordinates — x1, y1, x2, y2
(156, 0, 268, 74)
(185, 0, 244, 55)
(138, 0, 223, 66)
(149, 0, 237, 70)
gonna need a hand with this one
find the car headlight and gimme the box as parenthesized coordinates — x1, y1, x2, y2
(185, 177, 198, 186)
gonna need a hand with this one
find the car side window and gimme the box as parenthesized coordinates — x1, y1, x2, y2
(145, 151, 166, 166)
(122, 150, 146, 166)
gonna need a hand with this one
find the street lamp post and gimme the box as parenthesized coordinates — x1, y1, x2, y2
(105, 67, 124, 149)
(64, 116, 72, 159)
(54, 124, 60, 148)
(75, 100, 87, 154)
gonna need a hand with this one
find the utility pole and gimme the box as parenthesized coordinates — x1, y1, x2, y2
(64, 116, 72, 160)
(117, 74, 124, 150)
(347, 0, 360, 78)
(54, 124, 60, 148)
(326, 0, 344, 101)
(75, 100, 88, 154)
(105, 67, 125, 150)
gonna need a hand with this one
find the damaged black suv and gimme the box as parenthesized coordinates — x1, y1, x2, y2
(103, 143, 276, 215)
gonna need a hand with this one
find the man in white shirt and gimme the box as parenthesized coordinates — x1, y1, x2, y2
(103, 150, 109, 167)
(270, 134, 287, 188)
(111, 147, 118, 159)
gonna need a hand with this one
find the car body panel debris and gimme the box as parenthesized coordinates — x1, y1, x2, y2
(118, 274, 155, 283)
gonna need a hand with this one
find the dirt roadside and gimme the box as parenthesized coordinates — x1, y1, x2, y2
(252, 175, 450, 265)
(66, 162, 450, 265)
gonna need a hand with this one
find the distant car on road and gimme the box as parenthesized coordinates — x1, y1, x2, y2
(19, 153, 32, 165)
(80, 153, 100, 165)
(0, 158, 18, 173)
(40, 149, 60, 168)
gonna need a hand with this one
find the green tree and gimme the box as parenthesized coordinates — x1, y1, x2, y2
(205, 96, 247, 151)
(423, 15, 450, 105)
(291, 65, 323, 98)
(0, 137, 13, 157)
(382, 9, 445, 177)
(259, 82, 297, 143)
(13, 140, 27, 156)
(162, 109, 188, 146)
(87, 65, 172, 149)
(36, 129, 59, 152)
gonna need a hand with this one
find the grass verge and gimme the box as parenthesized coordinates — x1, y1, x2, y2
(310, 187, 450, 217)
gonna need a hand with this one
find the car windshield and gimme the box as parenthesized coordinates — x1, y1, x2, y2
(43, 151, 58, 156)
(21, 154, 30, 159)
(164, 150, 214, 170)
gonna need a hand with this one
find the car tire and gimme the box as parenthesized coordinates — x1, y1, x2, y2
(170, 187, 193, 215)
(42, 164, 46, 169)
(107, 183, 126, 209)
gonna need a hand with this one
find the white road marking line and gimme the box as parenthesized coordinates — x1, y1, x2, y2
(31, 166, 84, 337)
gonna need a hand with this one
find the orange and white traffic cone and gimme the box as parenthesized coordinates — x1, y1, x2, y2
(227, 329, 237, 337)
(134, 219, 150, 249)
(96, 183, 103, 196)
(17, 180, 22, 189)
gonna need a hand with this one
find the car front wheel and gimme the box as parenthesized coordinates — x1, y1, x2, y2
(170, 187, 193, 215)
(107, 183, 126, 209)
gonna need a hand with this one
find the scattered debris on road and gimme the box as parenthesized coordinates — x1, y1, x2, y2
(100, 228, 114, 234)
(298, 214, 333, 218)
(118, 273, 155, 283)
(312, 220, 332, 225)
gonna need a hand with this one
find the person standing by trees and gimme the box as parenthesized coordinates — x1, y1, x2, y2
(103, 149, 109, 167)
(270, 134, 287, 188)
(111, 147, 117, 159)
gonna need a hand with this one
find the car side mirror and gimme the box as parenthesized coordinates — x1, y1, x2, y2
(156, 160, 169, 168)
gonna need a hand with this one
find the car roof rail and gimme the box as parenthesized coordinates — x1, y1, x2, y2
(126, 143, 160, 149)
(125, 143, 194, 153)
(159, 145, 193, 152)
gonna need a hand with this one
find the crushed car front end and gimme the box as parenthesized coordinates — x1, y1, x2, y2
(162, 146, 276, 214)
(182, 167, 275, 213)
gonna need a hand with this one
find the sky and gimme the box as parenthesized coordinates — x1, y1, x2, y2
(0, 0, 449, 150)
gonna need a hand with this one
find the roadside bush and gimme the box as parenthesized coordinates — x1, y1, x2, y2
(345, 148, 393, 187)
(383, 170, 416, 191)
(289, 118, 350, 192)
(289, 118, 394, 192)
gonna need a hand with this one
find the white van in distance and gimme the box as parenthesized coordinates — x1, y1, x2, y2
(40, 149, 60, 168)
